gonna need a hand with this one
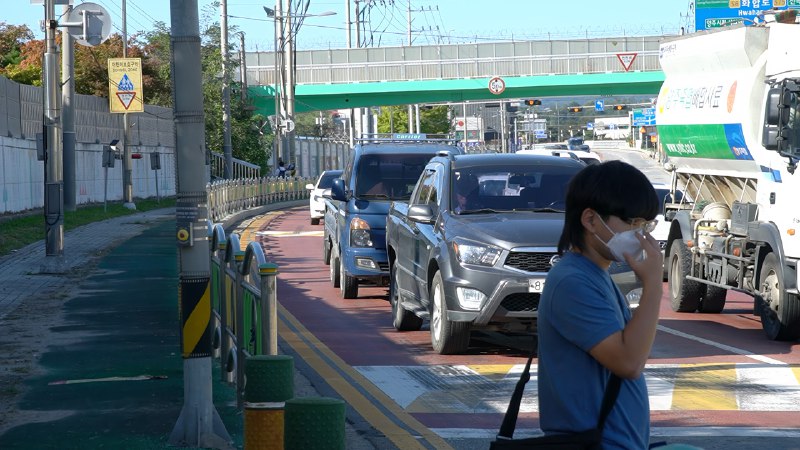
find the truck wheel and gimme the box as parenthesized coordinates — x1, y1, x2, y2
(323, 237, 331, 265)
(340, 257, 358, 299)
(311, 217, 320, 225)
(668, 238, 704, 312)
(330, 255, 340, 288)
(430, 271, 470, 354)
(759, 253, 800, 341)
(390, 264, 422, 331)
(699, 286, 727, 313)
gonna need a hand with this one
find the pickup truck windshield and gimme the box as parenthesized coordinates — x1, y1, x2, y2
(452, 165, 579, 213)
(356, 153, 436, 200)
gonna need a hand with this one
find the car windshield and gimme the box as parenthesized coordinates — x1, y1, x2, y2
(451, 164, 580, 213)
(318, 172, 340, 189)
(355, 154, 435, 200)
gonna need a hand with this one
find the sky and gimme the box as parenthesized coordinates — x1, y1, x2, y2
(11, 0, 694, 52)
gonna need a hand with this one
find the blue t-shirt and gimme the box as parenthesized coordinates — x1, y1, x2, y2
(537, 252, 650, 450)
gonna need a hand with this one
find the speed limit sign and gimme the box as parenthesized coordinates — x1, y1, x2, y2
(488, 76, 506, 95)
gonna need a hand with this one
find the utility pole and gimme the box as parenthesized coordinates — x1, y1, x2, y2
(122, 0, 135, 209)
(353, 0, 363, 140)
(61, 3, 76, 212)
(239, 32, 247, 103)
(284, 0, 296, 165)
(220, 0, 233, 179)
(168, 1, 231, 447)
(272, 0, 284, 174)
(407, 0, 414, 134)
(42, 0, 64, 261)
(345, 0, 354, 146)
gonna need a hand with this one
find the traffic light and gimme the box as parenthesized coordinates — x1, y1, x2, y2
(131, 153, 143, 159)
(612, 105, 626, 111)
(524, 99, 542, 106)
(568, 106, 583, 113)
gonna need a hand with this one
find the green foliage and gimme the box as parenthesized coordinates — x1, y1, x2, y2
(0, 198, 176, 257)
(377, 105, 451, 135)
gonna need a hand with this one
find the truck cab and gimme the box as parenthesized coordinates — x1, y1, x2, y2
(324, 134, 460, 298)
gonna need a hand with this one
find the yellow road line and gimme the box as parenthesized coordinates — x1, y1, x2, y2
(671, 363, 738, 410)
(278, 303, 454, 450)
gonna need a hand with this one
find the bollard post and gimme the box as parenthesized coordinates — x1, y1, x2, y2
(284, 397, 346, 450)
(243, 355, 294, 450)
(259, 262, 279, 355)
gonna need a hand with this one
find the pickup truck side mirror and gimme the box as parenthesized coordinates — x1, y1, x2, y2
(305, 183, 315, 190)
(322, 188, 332, 199)
(408, 204, 435, 224)
(331, 178, 348, 201)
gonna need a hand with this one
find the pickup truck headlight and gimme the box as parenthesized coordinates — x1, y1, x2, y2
(453, 238, 501, 266)
(350, 217, 372, 247)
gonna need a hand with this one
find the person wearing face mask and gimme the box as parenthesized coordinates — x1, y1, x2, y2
(537, 160, 664, 450)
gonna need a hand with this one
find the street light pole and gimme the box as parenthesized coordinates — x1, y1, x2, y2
(220, 0, 233, 179)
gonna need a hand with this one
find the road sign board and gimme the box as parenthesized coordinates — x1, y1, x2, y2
(488, 76, 506, 95)
(632, 108, 656, 126)
(616, 53, 637, 72)
(694, 0, 800, 31)
(586, 122, 594, 130)
(108, 58, 143, 113)
(595, 100, 604, 112)
(534, 130, 547, 139)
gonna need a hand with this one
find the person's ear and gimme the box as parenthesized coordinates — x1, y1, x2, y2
(580, 208, 600, 233)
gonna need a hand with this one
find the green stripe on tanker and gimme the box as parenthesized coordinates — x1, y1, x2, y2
(659, 124, 738, 159)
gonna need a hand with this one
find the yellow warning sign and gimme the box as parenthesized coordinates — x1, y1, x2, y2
(108, 58, 143, 113)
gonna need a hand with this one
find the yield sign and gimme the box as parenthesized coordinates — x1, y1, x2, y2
(116, 91, 136, 110)
(616, 53, 637, 72)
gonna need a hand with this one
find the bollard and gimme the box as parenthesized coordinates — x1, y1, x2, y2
(284, 397, 346, 450)
(244, 355, 294, 450)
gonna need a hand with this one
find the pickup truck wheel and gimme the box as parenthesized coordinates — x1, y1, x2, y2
(330, 255, 340, 288)
(311, 218, 320, 225)
(430, 271, 470, 354)
(668, 238, 703, 312)
(759, 253, 800, 341)
(323, 237, 331, 265)
(390, 265, 422, 331)
(699, 286, 727, 313)
(340, 257, 358, 299)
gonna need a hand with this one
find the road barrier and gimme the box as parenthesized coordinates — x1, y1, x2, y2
(207, 176, 313, 223)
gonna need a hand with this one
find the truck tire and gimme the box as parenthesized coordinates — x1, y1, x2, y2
(330, 255, 340, 288)
(340, 257, 358, 299)
(699, 286, 727, 313)
(668, 238, 703, 312)
(323, 237, 331, 265)
(759, 253, 800, 341)
(390, 265, 423, 331)
(430, 271, 470, 354)
(311, 217, 320, 225)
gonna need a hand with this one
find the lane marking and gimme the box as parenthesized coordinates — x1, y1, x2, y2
(431, 427, 800, 440)
(277, 303, 454, 450)
(657, 324, 786, 366)
(256, 230, 324, 237)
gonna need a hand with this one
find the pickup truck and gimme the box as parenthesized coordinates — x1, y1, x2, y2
(323, 135, 460, 299)
(385, 152, 640, 354)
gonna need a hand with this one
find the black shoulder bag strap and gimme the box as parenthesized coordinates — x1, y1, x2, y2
(496, 353, 622, 439)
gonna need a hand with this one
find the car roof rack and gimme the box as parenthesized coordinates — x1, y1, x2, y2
(355, 133, 457, 144)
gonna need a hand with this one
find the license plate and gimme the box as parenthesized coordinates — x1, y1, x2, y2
(528, 278, 546, 293)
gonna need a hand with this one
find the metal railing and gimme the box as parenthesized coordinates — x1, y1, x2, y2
(207, 176, 312, 223)
(210, 151, 262, 180)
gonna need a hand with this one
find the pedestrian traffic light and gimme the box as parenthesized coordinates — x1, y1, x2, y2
(613, 105, 626, 111)
(524, 99, 542, 106)
(568, 106, 583, 113)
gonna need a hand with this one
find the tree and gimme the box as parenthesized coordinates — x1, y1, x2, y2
(0, 23, 34, 71)
(377, 105, 451, 135)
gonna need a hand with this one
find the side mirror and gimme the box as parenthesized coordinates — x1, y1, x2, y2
(407, 204, 435, 224)
(305, 183, 315, 190)
(330, 178, 347, 201)
(322, 188, 332, 199)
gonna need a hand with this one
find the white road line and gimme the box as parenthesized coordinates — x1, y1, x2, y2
(657, 324, 786, 365)
(431, 427, 800, 440)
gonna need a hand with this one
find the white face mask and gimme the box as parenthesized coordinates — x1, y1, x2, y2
(595, 218, 644, 262)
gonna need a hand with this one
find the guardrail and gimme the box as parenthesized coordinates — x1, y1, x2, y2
(207, 176, 313, 223)
(210, 223, 279, 409)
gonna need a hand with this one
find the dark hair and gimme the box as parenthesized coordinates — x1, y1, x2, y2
(558, 160, 658, 254)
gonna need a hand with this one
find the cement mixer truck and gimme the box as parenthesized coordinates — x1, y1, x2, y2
(657, 21, 800, 340)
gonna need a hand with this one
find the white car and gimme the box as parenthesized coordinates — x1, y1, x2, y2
(517, 147, 602, 165)
(652, 183, 689, 278)
(306, 170, 342, 225)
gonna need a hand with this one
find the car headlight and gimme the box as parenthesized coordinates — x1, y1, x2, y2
(453, 238, 501, 266)
(350, 217, 372, 247)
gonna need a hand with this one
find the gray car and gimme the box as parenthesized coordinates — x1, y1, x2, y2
(386, 153, 641, 354)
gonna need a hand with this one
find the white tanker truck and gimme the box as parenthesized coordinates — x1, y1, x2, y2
(657, 21, 800, 340)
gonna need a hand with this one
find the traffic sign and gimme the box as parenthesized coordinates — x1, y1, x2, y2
(488, 76, 506, 95)
(108, 58, 143, 113)
(632, 107, 656, 126)
(595, 99, 604, 112)
(586, 122, 594, 130)
(616, 53, 637, 72)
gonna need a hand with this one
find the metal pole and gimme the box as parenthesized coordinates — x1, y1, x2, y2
(500, 101, 507, 153)
(345, 0, 353, 147)
(284, 0, 296, 167)
(239, 32, 247, 103)
(122, 0, 134, 208)
(220, 0, 233, 179)
(415, 104, 421, 134)
(272, 0, 282, 175)
(169, 0, 231, 447)
(61, 3, 76, 212)
(43, 0, 64, 261)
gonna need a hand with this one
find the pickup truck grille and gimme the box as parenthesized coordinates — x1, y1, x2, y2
(501, 293, 540, 312)
(378, 262, 390, 272)
(504, 252, 558, 273)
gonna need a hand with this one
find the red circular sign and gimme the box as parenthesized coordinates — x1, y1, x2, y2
(488, 76, 506, 95)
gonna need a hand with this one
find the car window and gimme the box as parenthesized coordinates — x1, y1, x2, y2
(318, 172, 340, 189)
(355, 153, 434, 199)
(411, 168, 437, 205)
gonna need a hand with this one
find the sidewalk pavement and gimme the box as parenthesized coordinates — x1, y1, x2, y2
(0, 206, 377, 449)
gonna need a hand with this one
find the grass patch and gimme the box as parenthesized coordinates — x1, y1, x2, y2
(0, 198, 175, 257)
